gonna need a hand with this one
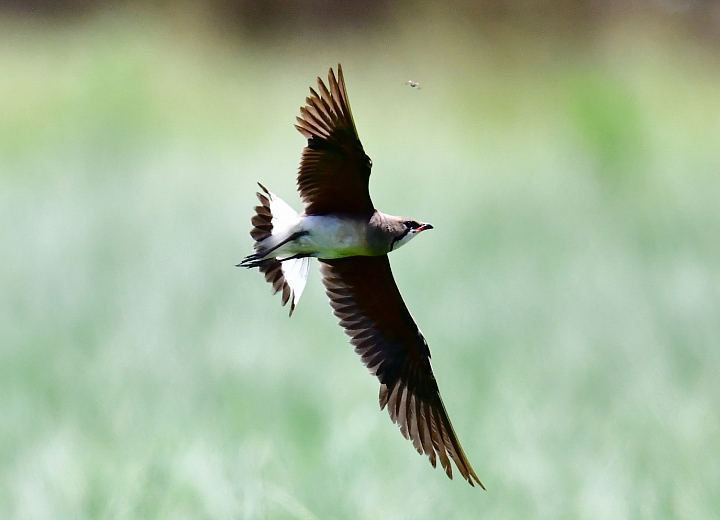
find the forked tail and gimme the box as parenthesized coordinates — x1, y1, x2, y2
(237, 183, 311, 316)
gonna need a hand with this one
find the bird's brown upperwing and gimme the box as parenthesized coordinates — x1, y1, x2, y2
(295, 65, 374, 216)
(320, 256, 484, 488)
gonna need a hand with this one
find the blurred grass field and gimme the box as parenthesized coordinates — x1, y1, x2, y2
(2, 10, 720, 519)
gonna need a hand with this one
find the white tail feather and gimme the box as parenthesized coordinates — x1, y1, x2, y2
(255, 187, 302, 253)
(268, 189, 301, 236)
(261, 186, 311, 311)
(280, 256, 311, 310)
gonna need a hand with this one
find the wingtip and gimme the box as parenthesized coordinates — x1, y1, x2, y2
(328, 64, 343, 89)
(471, 475, 487, 490)
(464, 467, 486, 490)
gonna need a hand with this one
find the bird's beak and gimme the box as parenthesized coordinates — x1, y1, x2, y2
(417, 223, 434, 232)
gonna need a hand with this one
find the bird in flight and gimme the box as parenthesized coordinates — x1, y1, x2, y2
(238, 65, 483, 488)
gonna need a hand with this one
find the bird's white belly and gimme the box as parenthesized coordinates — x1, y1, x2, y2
(296, 215, 370, 259)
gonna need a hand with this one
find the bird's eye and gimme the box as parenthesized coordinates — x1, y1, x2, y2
(404, 221, 420, 229)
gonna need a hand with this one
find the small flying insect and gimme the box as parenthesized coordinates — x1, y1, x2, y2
(406, 80, 421, 89)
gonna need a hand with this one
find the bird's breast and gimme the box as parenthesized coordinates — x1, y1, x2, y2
(299, 215, 378, 259)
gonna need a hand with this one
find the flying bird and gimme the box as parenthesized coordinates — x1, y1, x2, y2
(239, 65, 483, 488)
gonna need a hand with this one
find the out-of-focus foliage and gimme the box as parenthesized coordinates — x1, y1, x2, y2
(3, 0, 720, 43)
(1, 4, 719, 519)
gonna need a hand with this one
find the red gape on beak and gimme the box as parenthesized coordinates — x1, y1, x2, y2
(417, 223, 434, 232)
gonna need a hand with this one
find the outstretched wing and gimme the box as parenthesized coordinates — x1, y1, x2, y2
(295, 65, 374, 216)
(319, 256, 484, 488)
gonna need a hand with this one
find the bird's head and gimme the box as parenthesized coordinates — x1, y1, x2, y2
(389, 219, 433, 251)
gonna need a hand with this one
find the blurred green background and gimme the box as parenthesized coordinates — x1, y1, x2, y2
(2, 1, 719, 518)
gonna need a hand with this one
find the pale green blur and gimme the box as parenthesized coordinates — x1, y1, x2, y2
(1, 9, 719, 520)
